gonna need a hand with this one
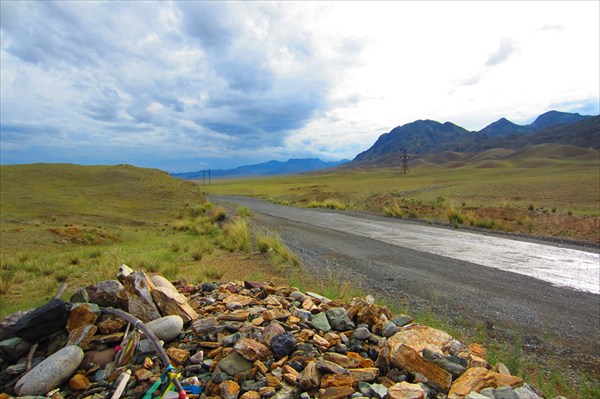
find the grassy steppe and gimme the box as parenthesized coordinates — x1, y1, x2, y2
(0, 164, 297, 317)
(203, 149, 600, 244)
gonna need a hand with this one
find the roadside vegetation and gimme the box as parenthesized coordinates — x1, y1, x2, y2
(203, 158, 600, 244)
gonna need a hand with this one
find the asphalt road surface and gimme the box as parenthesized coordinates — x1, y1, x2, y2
(210, 195, 600, 363)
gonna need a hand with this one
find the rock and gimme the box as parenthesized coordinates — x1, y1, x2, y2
(479, 388, 494, 398)
(81, 348, 115, 368)
(320, 374, 357, 389)
(390, 315, 414, 327)
(69, 374, 91, 391)
(494, 386, 518, 399)
(218, 352, 254, 376)
(241, 391, 261, 399)
(468, 343, 486, 359)
(387, 344, 452, 393)
(223, 294, 254, 307)
(369, 383, 388, 399)
(122, 271, 161, 322)
(316, 359, 350, 375)
(259, 387, 276, 397)
(151, 286, 199, 323)
(422, 348, 466, 379)
(192, 317, 225, 335)
(166, 347, 190, 365)
(234, 338, 271, 361)
(71, 280, 125, 308)
(289, 291, 306, 302)
(323, 353, 362, 369)
(66, 303, 101, 332)
(495, 363, 511, 375)
(96, 317, 127, 335)
(150, 275, 179, 295)
(326, 307, 355, 331)
(352, 327, 371, 340)
(12, 299, 72, 343)
(67, 324, 97, 347)
(189, 350, 204, 364)
(318, 386, 355, 399)
(261, 322, 286, 346)
(387, 324, 455, 358)
(448, 368, 524, 399)
(145, 315, 184, 342)
(274, 382, 297, 399)
(310, 312, 332, 332)
(348, 368, 379, 382)
(134, 368, 154, 381)
(298, 361, 321, 390)
(0, 337, 32, 362)
(15, 345, 84, 396)
(222, 332, 242, 347)
(465, 393, 489, 399)
(381, 321, 399, 338)
(387, 382, 427, 399)
(221, 380, 241, 399)
(270, 332, 297, 358)
(514, 384, 543, 399)
(118, 264, 134, 282)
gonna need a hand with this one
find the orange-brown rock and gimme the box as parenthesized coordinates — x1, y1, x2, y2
(67, 324, 97, 348)
(387, 344, 452, 393)
(134, 368, 154, 381)
(283, 365, 299, 376)
(468, 343, 486, 359)
(348, 368, 379, 382)
(220, 380, 240, 399)
(69, 374, 91, 391)
(323, 353, 362, 369)
(240, 391, 261, 399)
(320, 374, 357, 389)
(318, 386, 355, 399)
(387, 382, 427, 399)
(298, 361, 321, 390)
(266, 374, 282, 388)
(67, 304, 100, 332)
(123, 271, 161, 322)
(223, 294, 253, 307)
(448, 367, 524, 398)
(283, 373, 298, 385)
(347, 352, 375, 368)
(166, 347, 190, 365)
(96, 317, 127, 335)
(259, 387, 276, 397)
(262, 309, 290, 322)
(468, 355, 488, 369)
(217, 310, 250, 322)
(313, 334, 332, 351)
(254, 360, 268, 374)
(234, 338, 271, 361)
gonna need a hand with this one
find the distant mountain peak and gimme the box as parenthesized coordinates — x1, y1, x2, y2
(530, 110, 588, 130)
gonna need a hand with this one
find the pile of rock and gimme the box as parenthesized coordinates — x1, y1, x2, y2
(0, 267, 548, 399)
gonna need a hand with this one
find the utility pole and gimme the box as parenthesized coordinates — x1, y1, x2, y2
(202, 169, 206, 185)
(208, 169, 211, 185)
(400, 149, 410, 174)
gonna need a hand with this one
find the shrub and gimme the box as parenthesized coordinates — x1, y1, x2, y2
(255, 231, 300, 268)
(202, 266, 224, 280)
(448, 208, 465, 228)
(208, 206, 227, 222)
(383, 201, 404, 218)
(237, 206, 253, 218)
(161, 264, 180, 281)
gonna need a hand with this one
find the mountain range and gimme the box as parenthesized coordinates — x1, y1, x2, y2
(352, 110, 599, 166)
(173, 158, 349, 179)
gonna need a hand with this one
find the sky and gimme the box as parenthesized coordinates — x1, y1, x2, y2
(1, 1, 598, 172)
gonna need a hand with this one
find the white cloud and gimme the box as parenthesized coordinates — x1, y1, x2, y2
(1, 1, 598, 171)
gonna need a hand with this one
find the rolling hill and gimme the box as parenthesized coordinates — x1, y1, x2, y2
(173, 158, 349, 179)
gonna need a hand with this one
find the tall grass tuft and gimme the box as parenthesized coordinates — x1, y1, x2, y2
(255, 231, 300, 268)
(307, 199, 347, 210)
(237, 206, 253, 218)
(217, 219, 251, 253)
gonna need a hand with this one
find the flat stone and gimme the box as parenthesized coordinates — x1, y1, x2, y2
(448, 368, 524, 398)
(387, 324, 454, 358)
(348, 368, 379, 382)
(310, 312, 332, 333)
(96, 317, 127, 335)
(387, 382, 427, 399)
(259, 387, 276, 397)
(15, 345, 84, 396)
(150, 275, 179, 295)
(12, 299, 72, 343)
(151, 286, 199, 323)
(234, 338, 271, 361)
(192, 317, 225, 335)
(369, 383, 388, 399)
(166, 347, 190, 365)
(465, 394, 489, 399)
(82, 348, 115, 368)
(145, 315, 184, 342)
(240, 391, 261, 399)
(422, 348, 466, 379)
(494, 386, 518, 399)
(390, 315, 413, 327)
(72, 280, 124, 308)
(326, 308, 355, 332)
(323, 353, 362, 369)
(261, 322, 286, 345)
(67, 324, 97, 347)
(223, 332, 242, 347)
(320, 374, 357, 389)
(218, 352, 254, 376)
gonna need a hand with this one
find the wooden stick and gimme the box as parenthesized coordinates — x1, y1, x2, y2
(110, 369, 131, 399)
(25, 343, 39, 373)
(54, 283, 68, 300)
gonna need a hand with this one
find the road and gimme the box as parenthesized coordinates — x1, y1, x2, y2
(210, 195, 600, 363)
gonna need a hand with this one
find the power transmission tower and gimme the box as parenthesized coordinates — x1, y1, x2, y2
(400, 149, 410, 174)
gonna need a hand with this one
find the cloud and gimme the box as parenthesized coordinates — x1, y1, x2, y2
(539, 24, 565, 31)
(485, 38, 519, 67)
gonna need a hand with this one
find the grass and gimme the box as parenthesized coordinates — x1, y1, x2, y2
(216, 219, 252, 253)
(202, 156, 600, 244)
(255, 230, 300, 269)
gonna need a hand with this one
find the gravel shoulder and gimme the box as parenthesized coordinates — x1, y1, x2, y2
(211, 195, 600, 376)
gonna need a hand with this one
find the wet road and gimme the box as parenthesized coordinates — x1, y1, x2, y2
(210, 195, 600, 360)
